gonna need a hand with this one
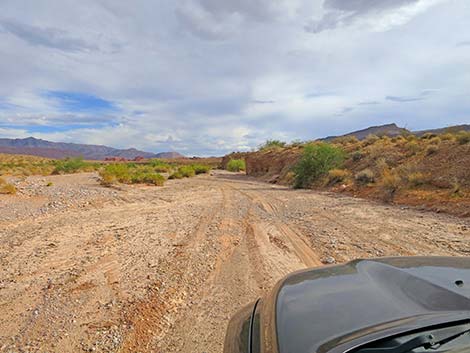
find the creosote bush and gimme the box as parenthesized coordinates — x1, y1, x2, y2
(227, 159, 246, 172)
(293, 143, 345, 189)
(99, 163, 165, 186)
(191, 164, 211, 174)
(52, 157, 91, 174)
(178, 165, 196, 178)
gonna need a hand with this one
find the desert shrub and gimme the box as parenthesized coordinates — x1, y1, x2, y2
(363, 134, 379, 146)
(191, 164, 211, 174)
(456, 131, 470, 145)
(148, 159, 172, 173)
(440, 133, 454, 141)
(375, 158, 389, 173)
(428, 137, 441, 145)
(420, 132, 437, 140)
(425, 145, 439, 155)
(100, 164, 131, 184)
(0, 183, 16, 194)
(406, 172, 428, 187)
(405, 141, 420, 155)
(355, 169, 375, 185)
(46, 182, 53, 187)
(100, 172, 117, 186)
(332, 136, 359, 145)
(227, 159, 246, 172)
(0, 177, 5, 185)
(351, 151, 363, 162)
(259, 140, 286, 150)
(327, 169, 350, 185)
(52, 157, 88, 174)
(380, 168, 401, 202)
(293, 143, 345, 188)
(178, 165, 196, 178)
(131, 172, 165, 186)
(168, 172, 183, 179)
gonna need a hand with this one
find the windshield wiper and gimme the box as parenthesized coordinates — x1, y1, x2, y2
(360, 324, 470, 353)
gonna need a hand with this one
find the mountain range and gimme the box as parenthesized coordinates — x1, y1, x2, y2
(321, 123, 470, 141)
(0, 137, 184, 160)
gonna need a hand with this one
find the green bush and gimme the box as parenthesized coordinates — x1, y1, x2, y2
(131, 172, 164, 186)
(259, 140, 286, 151)
(227, 159, 246, 172)
(99, 164, 165, 186)
(192, 164, 211, 174)
(100, 164, 131, 183)
(148, 159, 172, 173)
(293, 143, 345, 188)
(178, 165, 196, 178)
(168, 172, 183, 179)
(52, 157, 88, 174)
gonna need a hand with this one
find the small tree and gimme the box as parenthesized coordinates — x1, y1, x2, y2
(227, 159, 246, 172)
(293, 143, 345, 188)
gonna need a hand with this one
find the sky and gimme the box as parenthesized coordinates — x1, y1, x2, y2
(0, 0, 469, 156)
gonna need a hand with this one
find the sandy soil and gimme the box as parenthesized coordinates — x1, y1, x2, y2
(1, 171, 469, 352)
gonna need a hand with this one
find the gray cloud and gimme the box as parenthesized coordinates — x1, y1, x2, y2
(0, 0, 468, 155)
(0, 18, 97, 52)
(457, 41, 470, 47)
(386, 95, 424, 102)
(305, 0, 432, 33)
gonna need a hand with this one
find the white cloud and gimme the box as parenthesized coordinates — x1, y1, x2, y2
(0, 0, 469, 155)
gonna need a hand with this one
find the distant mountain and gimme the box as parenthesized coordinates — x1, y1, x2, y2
(321, 123, 410, 141)
(0, 137, 184, 160)
(413, 124, 470, 136)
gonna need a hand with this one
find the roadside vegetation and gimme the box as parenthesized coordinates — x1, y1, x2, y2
(293, 143, 345, 188)
(226, 159, 246, 172)
(0, 153, 213, 190)
(0, 176, 16, 195)
(244, 130, 470, 216)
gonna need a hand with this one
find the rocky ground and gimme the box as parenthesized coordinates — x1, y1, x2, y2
(0, 171, 469, 352)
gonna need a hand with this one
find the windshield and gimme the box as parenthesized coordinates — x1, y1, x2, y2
(353, 321, 470, 353)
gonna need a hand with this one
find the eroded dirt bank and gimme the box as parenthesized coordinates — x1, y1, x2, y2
(1, 171, 469, 352)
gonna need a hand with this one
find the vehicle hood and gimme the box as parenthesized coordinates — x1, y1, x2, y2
(275, 257, 470, 353)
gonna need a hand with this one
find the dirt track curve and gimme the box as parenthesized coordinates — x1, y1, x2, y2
(1, 171, 469, 352)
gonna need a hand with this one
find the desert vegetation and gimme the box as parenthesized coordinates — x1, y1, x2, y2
(0, 176, 16, 194)
(226, 159, 246, 172)
(244, 129, 470, 216)
(0, 153, 212, 189)
(293, 143, 345, 188)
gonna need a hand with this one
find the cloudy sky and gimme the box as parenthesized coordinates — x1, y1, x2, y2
(0, 0, 469, 155)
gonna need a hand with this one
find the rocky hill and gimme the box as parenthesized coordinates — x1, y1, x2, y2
(0, 137, 184, 160)
(321, 123, 409, 141)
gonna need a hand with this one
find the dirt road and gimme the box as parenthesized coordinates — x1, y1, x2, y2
(1, 171, 469, 352)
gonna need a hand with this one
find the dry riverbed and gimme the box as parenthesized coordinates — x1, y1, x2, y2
(1, 171, 469, 352)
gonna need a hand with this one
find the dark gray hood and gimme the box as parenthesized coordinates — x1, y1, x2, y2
(275, 257, 470, 353)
